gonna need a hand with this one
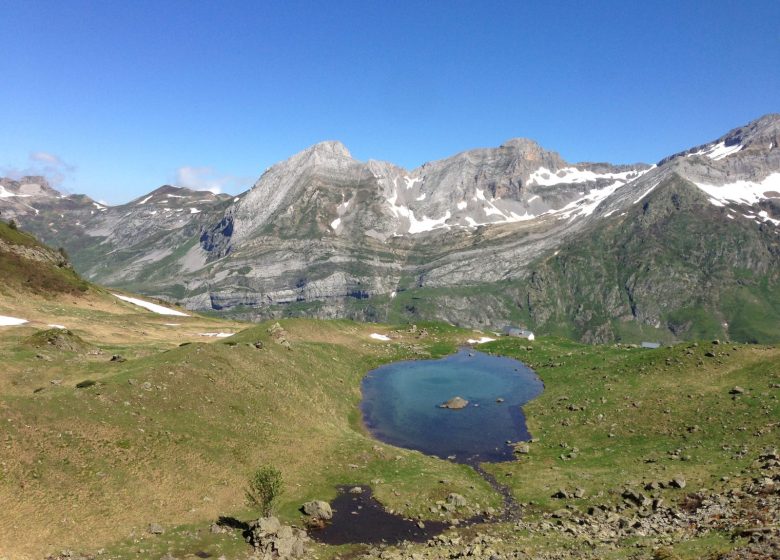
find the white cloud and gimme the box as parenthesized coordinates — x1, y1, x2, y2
(174, 166, 249, 195)
(0, 151, 76, 188)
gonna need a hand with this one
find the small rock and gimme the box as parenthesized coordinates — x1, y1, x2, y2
(148, 522, 164, 535)
(730, 386, 745, 395)
(110, 354, 126, 362)
(670, 476, 686, 489)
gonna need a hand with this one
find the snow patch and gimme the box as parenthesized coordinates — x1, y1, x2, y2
(112, 294, 189, 316)
(457, 200, 467, 210)
(695, 173, 780, 206)
(633, 180, 661, 204)
(163, 323, 181, 327)
(403, 177, 421, 189)
(199, 332, 233, 338)
(416, 193, 426, 201)
(0, 315, 28, 326)
(137, 195, 153, 205)
(330, 217, 341, 230)
(370, 333, 391, 341)
(47, 324, 67, 329)
(189, 207, 201, 214)
(550, 180, 624, 219)
(528, 166, 643, 187)
(467, 336, 495, 344)
(707, 142, 743, 161)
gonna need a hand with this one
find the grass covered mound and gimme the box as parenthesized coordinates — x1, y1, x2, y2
(23, 328, 96, 353)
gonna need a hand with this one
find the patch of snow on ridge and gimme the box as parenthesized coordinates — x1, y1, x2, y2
(528, 167, 643, 187)
(112, 294, 189, 316)
(189, 208, 201, 214)
(330, 218, 341, 230)
(408, 211, 451, 234)
(370, 333, 391, 341)
(403, 177, 421, 189)
(199, 332, 233, 338)
(695, 173, 780, 207)
(550, 180, 624, 219)
(48, 324, 66, 329)
(457, 201, 467, 210)
(137, 195, 153, 205)
(633, 180, 661, 204)
(0, 315, 28, 326)
(707, 142, 743, 161)
(467, 337, 495, 344)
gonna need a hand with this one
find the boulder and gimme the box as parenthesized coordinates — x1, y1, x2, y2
(247, 516, 308, 559)
(440, 396, 469, 409)
(446, 493, 467, 508)
(301, 500, 332, 520)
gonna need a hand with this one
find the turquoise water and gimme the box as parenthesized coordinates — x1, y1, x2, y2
(361, 348, 543, 463)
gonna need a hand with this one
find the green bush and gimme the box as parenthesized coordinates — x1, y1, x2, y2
(245, 465, 283, 516)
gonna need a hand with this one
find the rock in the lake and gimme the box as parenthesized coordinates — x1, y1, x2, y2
(440, 396, 469, 409)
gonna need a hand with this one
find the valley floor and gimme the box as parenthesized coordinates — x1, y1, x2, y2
(0, 289, 778, 559)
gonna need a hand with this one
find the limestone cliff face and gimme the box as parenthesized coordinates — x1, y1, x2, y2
(3, 114, 779, 342)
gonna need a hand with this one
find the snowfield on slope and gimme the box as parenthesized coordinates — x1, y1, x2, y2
(112, 294, 190, 316)
(0, 315, 28, 326)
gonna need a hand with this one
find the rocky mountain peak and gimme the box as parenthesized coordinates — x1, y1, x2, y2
(306, 140, 352, 160)
(0, 175, 61, 198)
(499, 138, 549, 160)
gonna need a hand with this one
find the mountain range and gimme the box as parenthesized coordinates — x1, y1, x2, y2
(2, 113, 779, 342)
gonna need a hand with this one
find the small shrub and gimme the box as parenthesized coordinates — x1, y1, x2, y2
(8, 219, 17, 230)
(245, 465, 283, 516)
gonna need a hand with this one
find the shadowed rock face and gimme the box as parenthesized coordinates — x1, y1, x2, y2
(3, 114, 780, 342)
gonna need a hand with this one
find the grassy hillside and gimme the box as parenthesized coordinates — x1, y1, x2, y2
(0, 220, 90, 296)
(1, 304, 778, 558)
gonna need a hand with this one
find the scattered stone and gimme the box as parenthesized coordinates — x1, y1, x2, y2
(110, 354, 126, 362)
(670, 476, 687, 489)
(148, 522, 164, 535)
(704, 351, 716, 358)
(349, 486, 364, 494)
(730, 386, 746, 395)
(253, 340, 264, 349)
(513, 442, 530, 454)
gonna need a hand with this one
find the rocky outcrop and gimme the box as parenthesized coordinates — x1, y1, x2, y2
(246, 516, 309, 559)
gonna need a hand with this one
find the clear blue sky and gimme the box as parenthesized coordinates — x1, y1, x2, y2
(1, 0, 778, 204)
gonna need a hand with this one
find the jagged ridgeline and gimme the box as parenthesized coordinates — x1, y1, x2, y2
(2, 114, 779, 342)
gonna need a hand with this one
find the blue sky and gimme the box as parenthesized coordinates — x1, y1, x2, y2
(1, 1, 778, 204)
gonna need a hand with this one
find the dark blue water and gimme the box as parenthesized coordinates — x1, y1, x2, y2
(361, 348, 543, 463)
